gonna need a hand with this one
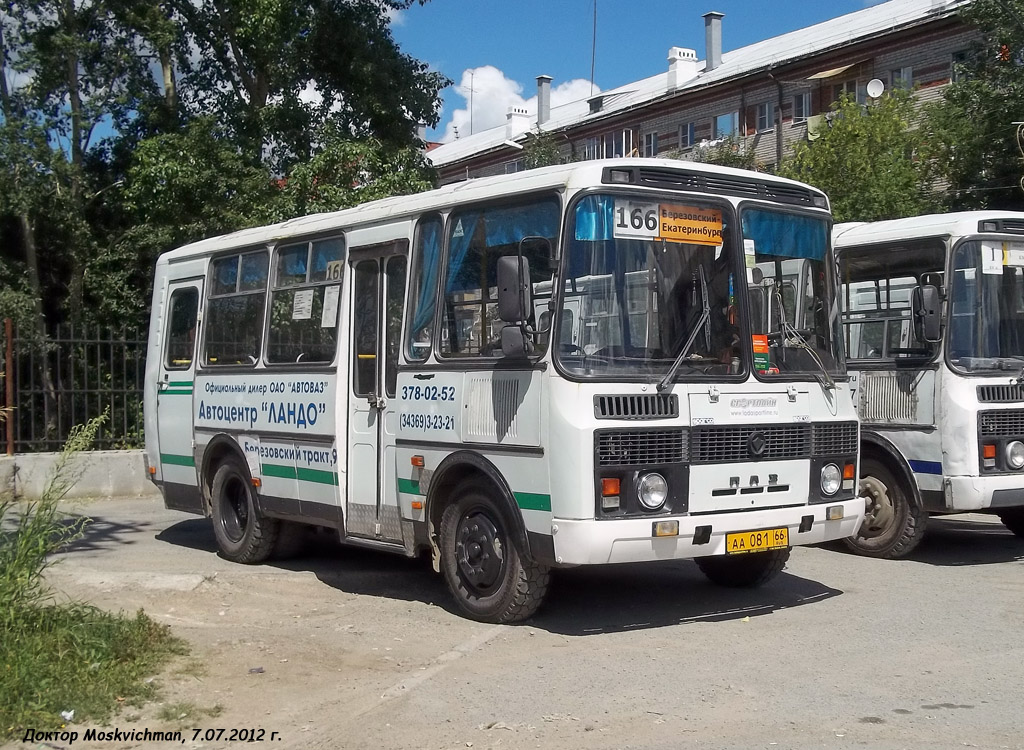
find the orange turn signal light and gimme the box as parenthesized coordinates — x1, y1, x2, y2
(843, 463, 855, 480)
(411, 455, 425, 468)
(601, 478, 620, 497)
(983, 444, 996, 459)
(251, 477, 262, 488)
(411, 500, 423, 510)
(148, 466, 157, 475)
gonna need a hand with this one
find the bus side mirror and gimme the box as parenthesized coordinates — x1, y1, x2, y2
(497, 255, 533, 323)
(912, 284, 941, 343)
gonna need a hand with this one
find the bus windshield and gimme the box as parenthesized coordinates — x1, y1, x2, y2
(742, 207, 842, 380)
(949, 239, 1024, 372)
(556, 194, 740, 379)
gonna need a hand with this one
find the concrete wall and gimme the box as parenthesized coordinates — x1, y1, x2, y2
(0, 450, 162, 501)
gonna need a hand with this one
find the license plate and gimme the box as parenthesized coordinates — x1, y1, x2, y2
(725, 527, 789, 554)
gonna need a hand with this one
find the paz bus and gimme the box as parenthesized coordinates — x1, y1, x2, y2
(834, 212, 1024, 558)
(143, 159, 863, 622)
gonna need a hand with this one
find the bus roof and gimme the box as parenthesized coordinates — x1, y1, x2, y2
(833, 210, 1024, 247)
(159, 158, 827, 263)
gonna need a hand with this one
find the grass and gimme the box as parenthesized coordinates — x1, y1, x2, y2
(0, 412, 187, 738)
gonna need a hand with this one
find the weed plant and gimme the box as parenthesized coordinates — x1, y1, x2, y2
(0, 413, 186, 737)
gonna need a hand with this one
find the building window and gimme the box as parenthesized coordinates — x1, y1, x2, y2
(583, 136, 601, 160)
(831, 80, 866, 106)
(714, 111, 739, 139)
(890, 66, 913, 90)
(755, 102, 774, 133)
(678, 122, 696, 149)
(602, 129, 633, 158)
(952, 50, 971, 82)
(793, 92, 812, 123)
(642, 131, 658, 157)
(503, 158, 524, 174)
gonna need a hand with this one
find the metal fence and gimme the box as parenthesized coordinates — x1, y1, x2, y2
(2, 320, 147, 454)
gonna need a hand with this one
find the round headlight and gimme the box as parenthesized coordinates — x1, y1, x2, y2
(1006, 441, 1024, 470)
(820, 463, 842, 496)
(638, 473, 669, 510)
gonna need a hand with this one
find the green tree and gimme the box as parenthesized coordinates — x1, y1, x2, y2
(779, 90, 938, 222)
(925, 0, 1024, 210)
(690, 134, 760, 171)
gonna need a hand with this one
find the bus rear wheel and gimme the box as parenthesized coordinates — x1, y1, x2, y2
(844, 456, 926, 559)
(997, 508, 1024, 538)
(210, 456, 278, 563)
(439, 486, 550, 623)
(695, 547, 790, 587)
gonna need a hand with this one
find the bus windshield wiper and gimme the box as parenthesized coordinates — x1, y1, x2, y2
(774, 289, 835, 392)
(657, 267, 711, 393)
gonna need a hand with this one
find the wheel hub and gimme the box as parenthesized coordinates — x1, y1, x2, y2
(220, 476, 249, 543)
(455, 510, 505, 595)
(858, 474, 895, 538)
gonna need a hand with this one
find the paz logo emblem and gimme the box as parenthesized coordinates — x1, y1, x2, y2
(747, 431, 767, 458)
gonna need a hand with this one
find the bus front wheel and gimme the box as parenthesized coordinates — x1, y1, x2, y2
(210, 456, 278, 564)
(439, 486, 550, 623)
(695, 547, 790, 587)
(844, 456, 926, 559)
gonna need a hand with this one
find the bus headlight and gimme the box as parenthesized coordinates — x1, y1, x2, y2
(820, 464, 842, 496)
(637, 473, 669, 510)
(1006, 441, 1024, 470)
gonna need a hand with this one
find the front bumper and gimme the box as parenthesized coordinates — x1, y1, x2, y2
(550, 498, 865, 566)
(945, 474, 1024, 511)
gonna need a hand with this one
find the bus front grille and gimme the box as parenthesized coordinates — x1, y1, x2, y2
(596, 429, 687, 466)
(811, 422, 859, 456)
(690, 424, 811, 463)
(979, 409, 1024, 437)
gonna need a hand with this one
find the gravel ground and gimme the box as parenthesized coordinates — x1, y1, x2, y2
(8, 495, 1024, 750)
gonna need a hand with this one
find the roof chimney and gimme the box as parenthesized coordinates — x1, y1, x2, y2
(506, 106, 530, 139)
(703, 11, 724, 72)
(536, 75, 552, 126)
(667, 47, 698, 91)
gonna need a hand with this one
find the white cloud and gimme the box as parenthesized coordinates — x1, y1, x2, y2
(440, 66, 598, 142)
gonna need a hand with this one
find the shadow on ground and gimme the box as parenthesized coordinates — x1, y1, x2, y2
(820, 513, 1024, 566)
(156, 517, 842, 635)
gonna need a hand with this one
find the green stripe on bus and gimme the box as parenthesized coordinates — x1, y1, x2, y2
(161, 453, 195, 467)
(168, 380, 194, 386)
(515, 492, 552, 512)
(297, 467, 338, 486)
(162, 389, 193, 395)
(397, 478, 423, 495)
(261, 464, 338, 486)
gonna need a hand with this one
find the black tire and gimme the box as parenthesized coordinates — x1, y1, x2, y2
(439, 484, 550, 623)
(695, 547, 790, 587)
(997, 508, 1024, 538)
(844, 456, 926, 559)
(210, 456, 278, 563)
(273, 521, 308, 560)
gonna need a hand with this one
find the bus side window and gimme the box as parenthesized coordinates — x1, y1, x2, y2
(267, 236, 345, 364)
(204, 250, 269, 366)
(165, 287, 199, 369)
(406, 215, 442, 361)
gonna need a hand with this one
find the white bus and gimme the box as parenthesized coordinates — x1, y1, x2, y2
(834, 212, 1024, 557)
(143, 159, 863, 622)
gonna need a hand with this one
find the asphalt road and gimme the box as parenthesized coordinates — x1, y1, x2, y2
(19, 496, 1024, 750)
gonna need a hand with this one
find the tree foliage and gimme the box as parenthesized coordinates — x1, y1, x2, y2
(924, 0, 1024, 210)
(690, 134, 761, 171)
(778, 90, 939, 222)
(0, 0, 445, 333)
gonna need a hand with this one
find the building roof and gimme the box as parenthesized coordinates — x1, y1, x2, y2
(428, 0, 968, 169)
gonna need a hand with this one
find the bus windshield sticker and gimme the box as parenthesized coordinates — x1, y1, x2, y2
(292, 288, 314, 319)
(982, 243, 1002, 274)
(321, 285, 340, 328)
(612, 200, 723, 246)
(744, 238, 756, 268)
(325, 259, 343, 281)
(1004, 242, 1024, 267)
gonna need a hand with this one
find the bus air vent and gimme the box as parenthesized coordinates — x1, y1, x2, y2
(978, 219, 1024, 234)
(977, 384, 1024, 403)
(623, 167, 822, 207)
(811, 422, 859, 456)
(596, 429, 687, 466)
(594, 394, 679, 420)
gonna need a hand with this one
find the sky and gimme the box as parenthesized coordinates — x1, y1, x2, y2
(391, 0, 887, 143)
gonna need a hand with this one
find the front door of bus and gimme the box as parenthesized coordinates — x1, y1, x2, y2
(346, 244, 408, 542)
(156, 278, 203, 512)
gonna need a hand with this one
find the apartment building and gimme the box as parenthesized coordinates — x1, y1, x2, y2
(428, 0, 976, 185)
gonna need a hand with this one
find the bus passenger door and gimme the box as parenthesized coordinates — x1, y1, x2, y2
(347, 247, 408, 543)
(156, 278, 203, 512)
